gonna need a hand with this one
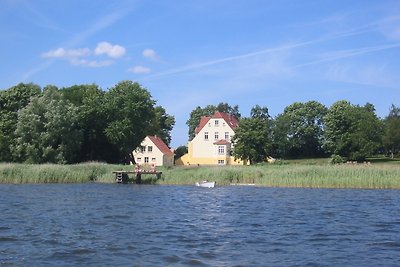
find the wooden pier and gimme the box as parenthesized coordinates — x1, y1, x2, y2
(112, 170, 162, 184)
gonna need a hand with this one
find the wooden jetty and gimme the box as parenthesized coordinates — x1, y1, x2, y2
(112, 170, 162, 184)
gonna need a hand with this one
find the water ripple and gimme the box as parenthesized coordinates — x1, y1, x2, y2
(0, 185, 400, 266)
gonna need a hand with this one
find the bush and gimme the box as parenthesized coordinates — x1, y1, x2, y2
(330, 154, 345, 164)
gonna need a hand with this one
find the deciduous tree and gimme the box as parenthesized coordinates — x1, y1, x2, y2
(0, 83, 41, 161)
(104, 81, 156, 163)
(383, 104, 400, 158)
(324, 101, 382, 161)
(273, 101, 327, 158)
(232, 105, 272, 164)
(13, 87, 82, 163)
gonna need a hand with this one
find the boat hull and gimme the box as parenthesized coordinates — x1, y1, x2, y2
(195, 181, 216, 188)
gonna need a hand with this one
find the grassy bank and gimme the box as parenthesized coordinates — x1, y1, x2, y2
(1, 160, 400, 189)
(0, 162, 132, 184)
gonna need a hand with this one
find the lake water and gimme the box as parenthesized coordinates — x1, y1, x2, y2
(1, 184, 400, 266)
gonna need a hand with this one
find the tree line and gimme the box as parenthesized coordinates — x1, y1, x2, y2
(0, 81, 175, 164)
(186, 102, 400, 164)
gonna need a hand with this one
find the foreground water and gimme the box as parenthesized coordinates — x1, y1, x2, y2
(1, 184, 400, 266)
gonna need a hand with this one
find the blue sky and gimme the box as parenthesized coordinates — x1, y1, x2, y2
(1, 0, 400, 147)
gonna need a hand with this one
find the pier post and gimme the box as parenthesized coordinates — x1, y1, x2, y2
(136, 173, 142, 184)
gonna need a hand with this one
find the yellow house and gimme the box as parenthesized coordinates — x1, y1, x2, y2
(133, 136, 174, 167)
(176, 111, 244, 166)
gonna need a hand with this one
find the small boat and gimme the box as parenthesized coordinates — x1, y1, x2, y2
(195, 180, 216, 188)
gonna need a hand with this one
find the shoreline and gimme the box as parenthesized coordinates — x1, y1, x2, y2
(1, 161, 400, 189)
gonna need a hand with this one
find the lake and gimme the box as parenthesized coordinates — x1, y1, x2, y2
(1, 184, 400, 266)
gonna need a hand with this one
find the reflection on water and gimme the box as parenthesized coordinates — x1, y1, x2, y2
(1, 184, 400, 266)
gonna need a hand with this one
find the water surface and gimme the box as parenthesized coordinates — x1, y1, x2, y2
(1, 184, 400, 266)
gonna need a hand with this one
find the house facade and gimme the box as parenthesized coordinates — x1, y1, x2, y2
(133, 136, 174, 167)
(176, 111, 244, 165)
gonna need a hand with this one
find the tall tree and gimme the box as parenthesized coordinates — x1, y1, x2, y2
(60, 84, 117, 162)
(324, 101, 383, 161)
(273, 101, 327, 158)
(104, 81, 156, 163)
(148, 106, 175, 146)
(383, 104, 400, 158)
(232, 105, 272, 164)
(186, 102, 240, 140)
(13, 87, 82, 163)
(0, 83, 41, 161)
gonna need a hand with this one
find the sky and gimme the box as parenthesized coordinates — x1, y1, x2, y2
(1, 0, 400, 148)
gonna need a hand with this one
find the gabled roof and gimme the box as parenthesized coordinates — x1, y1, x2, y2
(195, 111, 239, 134)
(147, 136, 174, 155)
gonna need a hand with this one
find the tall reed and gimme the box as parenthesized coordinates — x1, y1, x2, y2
(1, 162, 399, 189)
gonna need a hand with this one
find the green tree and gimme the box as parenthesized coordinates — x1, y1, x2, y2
(232, 105, 272, 164)
(0, 83, 41, 161)
(104, 81, 156, 163)
(174, 145, 188, 161)
(383, 104, 400, 158)
(324, 101, 383, 161)
(13, 87, 82, 163)
(273, 101, 327, 158)
(149, 106, 175, 146)
(60, 84, 117, 162)
(186, 102, 240, 140)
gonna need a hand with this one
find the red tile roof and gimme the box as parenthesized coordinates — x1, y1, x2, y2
(147, 136, 174, 155)
(194, 111, 239, 134)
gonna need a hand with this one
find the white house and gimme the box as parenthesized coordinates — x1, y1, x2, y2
(133, 136, 174, 167)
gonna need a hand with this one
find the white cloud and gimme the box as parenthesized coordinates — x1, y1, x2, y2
(42, 47, 91, 58)
(70, 58, 114, 67)
(128, 66, 151, 74)
(142, 48, 158, 60)
(95, 42, 126, 58)
(41, 41, 126, 68)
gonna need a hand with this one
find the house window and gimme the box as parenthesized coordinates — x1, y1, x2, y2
(204, 132, 209, 140)
(152, 157, 156, 162)
(148, 146, 153, 153)
(218, 160, 225, 165)
(225, 132, 229, 140)
(137, 157, 142, 162)
(215, 120, 219, 126)
(144, 157, 149, 163)
(214, 132, 219, 140)
(141, 146, 146, 153)
(218, 146, 225, 155)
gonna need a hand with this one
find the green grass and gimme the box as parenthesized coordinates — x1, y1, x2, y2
(1, 159, 399, 189)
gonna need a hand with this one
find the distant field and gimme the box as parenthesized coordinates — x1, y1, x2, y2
(0, 158, 399, 189)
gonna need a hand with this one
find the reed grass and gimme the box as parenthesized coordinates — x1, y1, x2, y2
(160, 164, 400, 189)
(0, 162, 129, 184)
(1, 161, 399, 189)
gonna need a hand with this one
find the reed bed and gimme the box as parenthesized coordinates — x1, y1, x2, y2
(0, 162, 129, 184)
(161, 164, 400, 189)
(1, 162, 400, 189)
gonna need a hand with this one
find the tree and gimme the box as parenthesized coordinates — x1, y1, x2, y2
(383, 104, 400, 158)
(324, 101, 383, 161)
(60, 84, 117, 162)
(13, 87, 82, 163)
(0, 83, 41, 161)
(273, 101, 327, 158)
(104, 81, 156, 163)
(174, 145, 188, 161)
(186, 102, 240, 140)
(149, 106, 175, 146)
(232, 105, 272, 164)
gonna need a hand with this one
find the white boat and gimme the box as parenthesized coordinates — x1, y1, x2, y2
(195, 181, 216, 188)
